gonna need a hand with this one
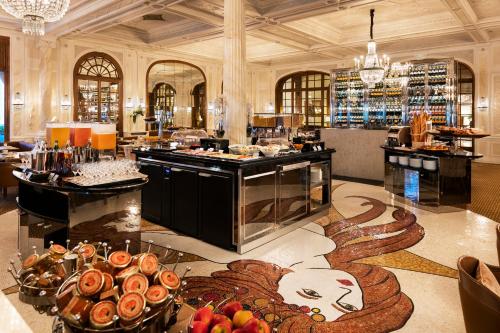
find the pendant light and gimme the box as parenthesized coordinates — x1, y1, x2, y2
(354, 9, 390, 88)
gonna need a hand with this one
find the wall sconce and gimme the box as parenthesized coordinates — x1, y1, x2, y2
(126, 97, 134, 109)
(13, 92, 24, 106)
(477, 97, 488, 112)
(61, 94, 71, 107)
(266, 102, 275, 113)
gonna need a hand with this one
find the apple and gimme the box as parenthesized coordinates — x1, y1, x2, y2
(238, 318, 271, 333)
(212, 314, 232, 328)
(258, 320, 270, 333)
(194, 307, 214, 325)
(240, 319, 269, 333)
(232, 310, 253, 328)
(210, 323, 232, 333)
(190, 320, 209, 333)
(222, 301, 243, 319)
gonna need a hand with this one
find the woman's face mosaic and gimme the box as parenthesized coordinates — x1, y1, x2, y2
(277, 268, 363, 321)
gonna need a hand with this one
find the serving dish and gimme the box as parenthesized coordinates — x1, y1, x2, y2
(409, 157, 423, 169)
(259, 145, 281, 157)
(49, 240, 189, 333)
(423, 159, 438, 171)
(398, 156, 409, 166)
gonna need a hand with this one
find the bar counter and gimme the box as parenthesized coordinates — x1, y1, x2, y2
(134, 148, 335, 253)
(13, 170, 148, 257)
(381, 145, 483, 207)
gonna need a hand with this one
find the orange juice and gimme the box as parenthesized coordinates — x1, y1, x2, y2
(71, 127, 92, 147)
(46, 127, 70, 147)
(92, 133, 116, 150)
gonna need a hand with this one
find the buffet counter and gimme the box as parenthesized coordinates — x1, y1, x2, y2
(381, 145, 483, 208)
(13, 169, 148, 257)
(321, 128, 386, 182)
(134, 149, 335, 253)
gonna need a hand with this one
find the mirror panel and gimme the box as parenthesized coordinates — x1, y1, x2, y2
(147, 61, 206, 129)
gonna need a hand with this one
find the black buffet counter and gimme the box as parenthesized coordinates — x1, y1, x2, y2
(381, 145, 482, 208)
(13, 170, 148, 257)
(134, 149, 335, 253)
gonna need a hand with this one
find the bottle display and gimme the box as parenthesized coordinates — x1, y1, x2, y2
(331, 59, 455, 128)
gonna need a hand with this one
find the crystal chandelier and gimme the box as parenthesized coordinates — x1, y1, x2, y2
(354, 9, 389, 88)
(0, 0, 70, 36)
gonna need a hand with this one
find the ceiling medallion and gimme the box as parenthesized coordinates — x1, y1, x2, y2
(354, 9, 389, 88)
(0, 0, 70, 36)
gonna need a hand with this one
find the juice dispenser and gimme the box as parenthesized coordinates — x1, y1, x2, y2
(70, 123, 92, 147)
(91, 123, 117, 153)
(46, 123, 71, 147)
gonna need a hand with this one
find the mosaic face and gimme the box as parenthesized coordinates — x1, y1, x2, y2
(278, 268, 362, 321)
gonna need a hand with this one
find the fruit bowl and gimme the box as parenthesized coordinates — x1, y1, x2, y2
(188, 298, 275, 333)
(51, 240, 189, 333)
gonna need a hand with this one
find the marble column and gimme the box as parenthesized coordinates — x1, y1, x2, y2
(223, 0, 247, 144)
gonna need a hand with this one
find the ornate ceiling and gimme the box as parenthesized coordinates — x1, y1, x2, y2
(0, 0, 499, 65)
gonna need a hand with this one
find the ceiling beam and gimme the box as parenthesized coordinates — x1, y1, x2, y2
(46, 0, 186, 37)
(440, 0, 489, 42)
(164, 3, 224, 26)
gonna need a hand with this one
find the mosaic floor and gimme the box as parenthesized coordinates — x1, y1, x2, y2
(0, 180, 498, 332)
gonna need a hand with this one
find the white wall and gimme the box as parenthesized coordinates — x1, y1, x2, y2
(3, 32, 225, 139)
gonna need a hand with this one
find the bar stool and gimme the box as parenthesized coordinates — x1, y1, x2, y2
(457, 256, 500, 333)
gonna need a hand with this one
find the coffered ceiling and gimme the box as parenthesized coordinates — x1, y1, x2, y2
(1, 0, 500, 65)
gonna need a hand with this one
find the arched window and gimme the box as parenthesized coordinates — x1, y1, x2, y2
(73, 52, 123, 132)
(192, 82, 206, 128)
(276, 71, 330, 128)
(455, 61, 475, 152)
(151, 83, 176, 125)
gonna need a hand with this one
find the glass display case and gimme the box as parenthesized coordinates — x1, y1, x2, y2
(331, 59, 456, 129)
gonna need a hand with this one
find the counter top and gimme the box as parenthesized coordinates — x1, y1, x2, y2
(380, 145, 483, 159)
(13, 170, 148, 194)
(134, 148, 336, 169)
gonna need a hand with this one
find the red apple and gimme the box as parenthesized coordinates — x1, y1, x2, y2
(212, 314, 232, 328)
(232, 310, 253, 328)
(190, 321, 209, 333)
(258, 320, 270, 333)
(240, 318, 270, 333)
(210, 323, 232, 333)
(194, 307, 214, 326)
(222, 301, 243, 319)
(241, 318, 270, 333)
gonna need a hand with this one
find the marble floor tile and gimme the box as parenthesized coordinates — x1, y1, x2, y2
(1, 180, 498, 332)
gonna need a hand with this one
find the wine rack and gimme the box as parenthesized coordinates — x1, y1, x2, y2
(407, 60, 454, 127)
(332, 71, 349, 127)
(331, 59, 455, 128)
(348, 72, 364, 127)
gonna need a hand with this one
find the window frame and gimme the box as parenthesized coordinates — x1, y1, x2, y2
(73, 52, 123, 132)
(0, 36, 9, 143)
(275, 71, 330, 128)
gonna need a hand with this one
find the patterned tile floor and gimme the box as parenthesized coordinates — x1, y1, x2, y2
(0, 180, 498, 332)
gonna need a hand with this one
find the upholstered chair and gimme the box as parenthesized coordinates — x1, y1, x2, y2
(457, 256, 500, 333)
